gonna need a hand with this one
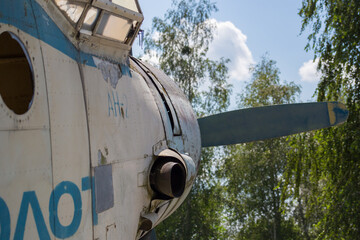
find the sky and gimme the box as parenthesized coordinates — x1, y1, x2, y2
(133, 0, 321, 109)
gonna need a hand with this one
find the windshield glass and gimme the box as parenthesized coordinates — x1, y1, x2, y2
(55, 0, 85, 24)
(96, 13, 134, 42)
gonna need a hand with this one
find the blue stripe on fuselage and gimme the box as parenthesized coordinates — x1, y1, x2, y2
(0, 0, 95, 67)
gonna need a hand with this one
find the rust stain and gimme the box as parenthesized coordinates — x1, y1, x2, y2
(104, 147, 109, 156)
(98, 149, 107, 165)
(121, 107, 125, 119)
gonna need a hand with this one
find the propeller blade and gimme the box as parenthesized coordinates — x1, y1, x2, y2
(198, 102, 348, 147)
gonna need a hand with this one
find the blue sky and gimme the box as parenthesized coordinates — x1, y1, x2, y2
(133, 0, 320, 108)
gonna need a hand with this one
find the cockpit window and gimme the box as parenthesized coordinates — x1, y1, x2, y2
(55, 1, 85, 24)
(53, 0, 143, 45)
(95, 13, 134, 42)
(82, 7, 100, 32)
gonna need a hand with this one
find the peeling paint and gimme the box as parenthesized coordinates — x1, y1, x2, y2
(120, 64, 132, 78)
(57, 1, 83, 23)
(41, 15, 50, 26)
(93, 57, 122, 89)
(97, 150, 107, 165)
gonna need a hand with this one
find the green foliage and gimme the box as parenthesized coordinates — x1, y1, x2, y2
(222, 55, 302, 240)
(238, 54, 301, 108)
(282, 0, 360, 239)
(299, 0, 360, 103)
(144, 0, 232, 239)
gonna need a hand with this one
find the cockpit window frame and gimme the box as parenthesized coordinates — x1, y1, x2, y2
(52, 0, 143, 48)
(92, 0, 143, 22)
(92, 11, 133, 43)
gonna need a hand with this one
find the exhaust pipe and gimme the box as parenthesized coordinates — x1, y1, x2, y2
(150, 155, 186, 198)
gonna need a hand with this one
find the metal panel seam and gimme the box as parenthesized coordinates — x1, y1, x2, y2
(76, 60, 95, 237)
(28, 1, 55, 239)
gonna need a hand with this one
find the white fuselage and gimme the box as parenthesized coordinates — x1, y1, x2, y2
(0, 0, 201, 239)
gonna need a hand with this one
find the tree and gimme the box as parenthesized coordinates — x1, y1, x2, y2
(144, 0, 232, 239)
(282, 1, 360, 239)
(282, 131, 325, 240)
(144, 0, 231, 115)
(222, 55, 302, 240)
(238, 54, 300, 107)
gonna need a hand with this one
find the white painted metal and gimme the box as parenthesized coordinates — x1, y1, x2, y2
(40, 41, 93, 239)
(112, 0, 140, 13)
(82, 58, 166, 239)
(0, 24, 53, 239)
(92, 0, 144, 22)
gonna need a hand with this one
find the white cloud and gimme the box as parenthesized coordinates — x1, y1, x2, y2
(140, 49, 160, 67)
(140, 20, 254, 84)
(207, 19, 254, 82)
(299, 58, 321, 83)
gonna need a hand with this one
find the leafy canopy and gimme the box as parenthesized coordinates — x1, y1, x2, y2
(223, 55, 302, 240)
(282, 1, 360, 239)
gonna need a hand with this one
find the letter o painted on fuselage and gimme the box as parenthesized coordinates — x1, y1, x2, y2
(49, 181, 82, 238)
(0, 197, 10, 240)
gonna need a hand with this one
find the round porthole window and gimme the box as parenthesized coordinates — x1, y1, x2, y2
(0, 31, 34, 115)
